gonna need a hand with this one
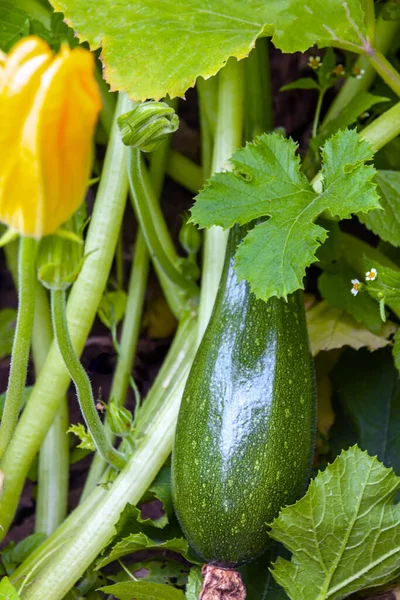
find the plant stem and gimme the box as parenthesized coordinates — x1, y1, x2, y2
(323, 17, 399, 125)
(12, 313, 197, 588)
(0, 237, 37, 460)
(95, 66, 117, 137)
(128, 148, 199, 317)
(364, 0, 376, 47)
(197, 75, 219, 179)
(359, 100, 400, 151)
(166, 151, 204, 194)
(33, 284, 69, 536)
(51, 288, 126, 470)
(368, 48, 400, 97)
(18, 315, 198, 599)
(81, 230, 149, 498)
(244, 37, 273, 140)
(197, 57, 244, 342)
(115, 230, 124, 289)
(0, 93, 130, 541)
(312, 89, 325, 138)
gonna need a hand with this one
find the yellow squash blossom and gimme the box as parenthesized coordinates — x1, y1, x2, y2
(0, 37, 102, 238)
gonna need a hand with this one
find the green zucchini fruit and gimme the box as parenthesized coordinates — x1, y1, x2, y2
(172, 224, 316, 569)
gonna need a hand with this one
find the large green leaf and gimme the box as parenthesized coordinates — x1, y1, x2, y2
(331, 348, 400, 474)
(359, 171, 400, 247)
(192, 129, 379, 301)
(270, 446, 400, 599)
(50, 0, 368, 99)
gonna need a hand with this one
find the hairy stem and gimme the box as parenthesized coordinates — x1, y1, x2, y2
(0, 93, 130, 540)
(51, 289, 126, 470)
(128, 148, 199, 317)
(0, 237, 38, 459)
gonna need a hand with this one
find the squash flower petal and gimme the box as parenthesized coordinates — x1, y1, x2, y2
(0, 37, 102, 238)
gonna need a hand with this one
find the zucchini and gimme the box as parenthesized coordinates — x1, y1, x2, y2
(172, 225, 316, 577)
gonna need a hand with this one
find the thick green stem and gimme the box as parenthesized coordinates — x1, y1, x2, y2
(82, 230, 149, 498)
(197, 58, 244, 342)
(244, 38, 273, 140)
(368, 49, 400, 97)
(15, 0, 51, 25)
(364, 0, 376, 47)
(0, 237, 37, 459)
(0, 93, 130, 541)
(360, 100, 400, 150)
(33, 284, 69, 536)
(324, 17, 399, 124)
(166, 151, 204, 194)
(197, 75, 219, 179)
(51, 289, 126, 470)
(128, 148, 198, 318)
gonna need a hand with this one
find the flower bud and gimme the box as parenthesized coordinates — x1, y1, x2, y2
(179, 220, 201, 255)
(117, 101, 179, 152)
(108, 401, 133, 438)
(0, 37, 102, 238)
(36, 208, 85, 290)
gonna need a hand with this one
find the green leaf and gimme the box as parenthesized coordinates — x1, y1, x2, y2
(49, 0, 367, 100)
(0, 309, 17, 360)
(192, 129, 379, 300)
(0, 2, 29, 51)
(319, 93, 389, 141)
(271, 0, 368, 53)
(100, 581, 184, 600)
(363, 260, 400, 314)
(50, 0, 280, 100)
(110, 559, 189, 586)
(359, 171, 400, 246)
(280, 78, 320, 91)
(306, 301, 395, 355)
(382, 0, 400, 21)
(139, 461, 173, 528)
(97, 290, 127, 329)
(67, 423, 95, 451)
(0, 533, 46, 577)
(318, 261, 382, 334)
(97, 533, 195, 569)
(270, 446, 400, 600)
(185, 567, 202, 600)
(0, 577, 20, 600)
(331, 349, 400, 476)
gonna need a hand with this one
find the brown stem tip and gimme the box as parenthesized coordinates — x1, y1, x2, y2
(199, 565, 246, 600)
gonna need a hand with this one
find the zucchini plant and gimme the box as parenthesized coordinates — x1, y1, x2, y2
(1, 1, 400, 600)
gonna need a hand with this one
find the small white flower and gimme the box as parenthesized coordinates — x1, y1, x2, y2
(353, 66, 365, 79)
(351, 278, 360, 296)
(365, 268, 377, 281)
(308, 55, 321, 70)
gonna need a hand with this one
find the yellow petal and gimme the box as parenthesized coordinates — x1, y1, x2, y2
(0, 37, 102, 237)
